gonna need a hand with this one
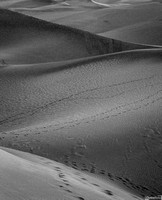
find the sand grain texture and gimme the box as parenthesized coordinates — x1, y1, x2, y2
(0, 47, 162, 198)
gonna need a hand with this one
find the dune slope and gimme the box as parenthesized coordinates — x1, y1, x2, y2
(0, 8, 152, 65)
(0, 147, 141, 200)
(100, 20, 162, 45)
(8, 2, 162, 36)
(0, 4, 162, 200)
(0, 48, 162, 197)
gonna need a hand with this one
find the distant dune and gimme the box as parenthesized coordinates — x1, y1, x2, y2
(91, 0, 159, 7)
(3, 1, 162, 37)
(53, 3, 162, 35)
(0, 9, 152, 64)
(100, 20, 162, 45)
(0, 0, 56, 8)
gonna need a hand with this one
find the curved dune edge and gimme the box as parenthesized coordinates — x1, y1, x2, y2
(10, 2, 162, 38)
(0, 48, 162, 198)
(0, 48, 162, 75)
(99, 20, 162, 46)
(91, 0, 155, 7)
(0, 8, 158, 65)
(0, 147, 142, 200)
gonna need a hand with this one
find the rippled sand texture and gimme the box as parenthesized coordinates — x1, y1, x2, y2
(0, 1, 162, 200)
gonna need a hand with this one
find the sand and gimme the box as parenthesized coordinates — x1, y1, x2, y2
(0, 9, 153, 65)
(2, 0, 162, 38)
(0, 47, 162, 198)
(0, 147, 142, 200)
(0, 1, 162, 200)
(100, 20, 162, 45)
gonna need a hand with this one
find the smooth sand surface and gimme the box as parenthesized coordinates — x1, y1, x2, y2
(100, 20, 162, 45)
(0, 147, 142, 200)
(53, 3, 162, 35)
(0, 2, 162, 200)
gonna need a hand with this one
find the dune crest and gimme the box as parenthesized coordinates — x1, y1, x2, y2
(0, 9, 154, 65)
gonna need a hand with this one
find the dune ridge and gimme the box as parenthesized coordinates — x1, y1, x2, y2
(7, 1, 162, 40)
(0, 8, 156, 65)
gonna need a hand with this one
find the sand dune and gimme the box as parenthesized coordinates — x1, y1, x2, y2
(0, 0, 98, 10)
(0, 47, 162, 198)
(53, 3, 162, 34)
(0, 9, 152, 65)
(0, 3, 162, 200)
(91, 0, 159, 7)
(100, 20, 162, 45)
(0, 147, 142, 200)
(3, 1, 162, 36)
(0, 0, 58, 8)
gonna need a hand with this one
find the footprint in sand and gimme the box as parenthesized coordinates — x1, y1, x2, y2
(104, 190, 113, 196)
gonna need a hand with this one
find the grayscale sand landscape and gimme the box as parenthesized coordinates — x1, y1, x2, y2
(0, 0, 162, 200)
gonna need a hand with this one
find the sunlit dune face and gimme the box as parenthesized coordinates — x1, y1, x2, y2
(90, 0, 162, 8)
(0, 0, 158, 10)
(0, 0, 161, 8)
(94, 0, 158, 4)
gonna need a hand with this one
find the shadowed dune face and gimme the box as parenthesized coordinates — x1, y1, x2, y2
(0, 48, 162, 197)
(0, 9, 151, 64)
(1, 0, 162, 44)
